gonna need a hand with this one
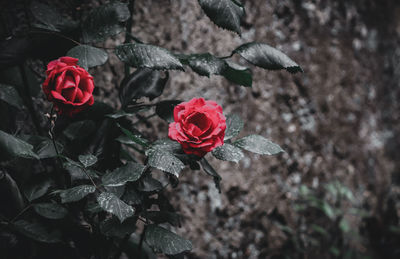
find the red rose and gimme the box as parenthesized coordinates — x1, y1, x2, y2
(42, 56, 94, 116)
(168, 98, 226, 157)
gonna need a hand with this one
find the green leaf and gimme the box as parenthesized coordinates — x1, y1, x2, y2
(149, 139, 182, 153)
(119, 68, 169, 107)
(122, 186, 143, 205)
(233, 42, 303, 73)
(59, 185, 96, 203)
(145, 225, 192, 255)
(311, 224, 330, 237)
(155, 100, 181, 123)
(0, 65, 40, 97)
(13, 220, 62, 243)
(33, 203, 68, 219)
(97, 192, 135, 222)
(102, 162, 145, 187)
(234, 135, 284, 155)
(321, 201, 335, 220)
(105, 185, 126, 198)
(30, 1, 78, 32)
(199, 158, 221, 192)
(24, 178, 52, 201)
(33, 138, 63, 159)
(115, 43, 183, 70)
(63, 120, 96, 140)
(339, 218, 350, 233)
(66, 45, 108, 69)
(78, 154, 98, 168)
(0, 130, 39, 160)
(211, 143, 244, 163)
(117, 124, 150, 147)
(100, 216, 137, 238)
(0, 84, 24, 109)
(198, 0, 244, 35)
(143, 211, 181, 227)
(82, 1, 130, 43)
(224, 114, 244, 141)
(222, 61, 252, 87)
(147, 149, 185, 178)
(180, 53, 226, 77)
(179, 54, 252, 87)
(136, 175, 163, 192)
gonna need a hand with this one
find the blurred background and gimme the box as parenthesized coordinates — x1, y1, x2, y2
(2, 0, 400, 258)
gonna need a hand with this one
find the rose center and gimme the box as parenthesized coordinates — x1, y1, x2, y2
(185, 112, 211, 136)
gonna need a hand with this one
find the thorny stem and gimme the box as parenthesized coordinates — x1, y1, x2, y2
(48, 106, 66, 188)
(82, 167, 101, 192)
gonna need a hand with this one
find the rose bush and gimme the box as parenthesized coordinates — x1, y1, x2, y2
(42, 56, 94, 116)
(168, 97, 226, 157)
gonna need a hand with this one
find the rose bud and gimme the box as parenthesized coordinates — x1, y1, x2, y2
(42, 56, 94, 116)
(168, 97, 226, 157)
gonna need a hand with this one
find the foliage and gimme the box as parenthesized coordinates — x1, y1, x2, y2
(0, 0, 301, 258)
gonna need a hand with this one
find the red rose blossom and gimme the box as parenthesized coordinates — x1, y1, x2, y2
(168, 98, 226, 157)
(42, 56, 94, 116)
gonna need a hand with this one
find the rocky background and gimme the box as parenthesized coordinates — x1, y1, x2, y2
(3, 0, 400, 258)
(111, 1, 399, 258)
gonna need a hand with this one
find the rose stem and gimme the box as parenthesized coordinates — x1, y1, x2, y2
(49, 106, 66, 188)
(19, 64, 44, 136)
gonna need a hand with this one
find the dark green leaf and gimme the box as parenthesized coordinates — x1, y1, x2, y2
(13, 220, 62, 243)
(33, 203, 68, 219)
(0, 66, 40, 97)
(199, 158, 221, 192)
(100, 216, 137, 238)
(78, 154, 98, 168)
(63, 120, 96, 140)
(30, 1, 78, 32)
(211, 143, 244, 163)
(143, 211, 181, 227)
(145, 225, 192, 255)
(24, 178, 52, 201)
(59, 185, 96, 203)
(180, 53, 226, 77)
(234, 135, 284, 155)
(155, 100, 181, 123)
(126, 234, 157, 259)
(222, 61, 252, 87)
(198, 0, 244, 35)
(147, 150, 184, 178)
(149, 139, 182, 153)
(66, 45, 108, 69)
(34, 138, 63, 159)
(115, 43, 183, 70)
(0, 84, 24, 109)
(0, 130, 39, 160)
(233, 42, 303, 73)
(122, 185, 143, 205)
(118, 124, 150, 147)
(82, 2, 130, 43)
(119, 68, 169, 107)
(339, 219, 350, 233)
(97, 192, 135, 222)
(105, 110, 135, 119)
(105, 185, 126, 198)
(102, 162, 145, 186)
(224, 114, 244, 141)
(136, 175, 163, 192)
